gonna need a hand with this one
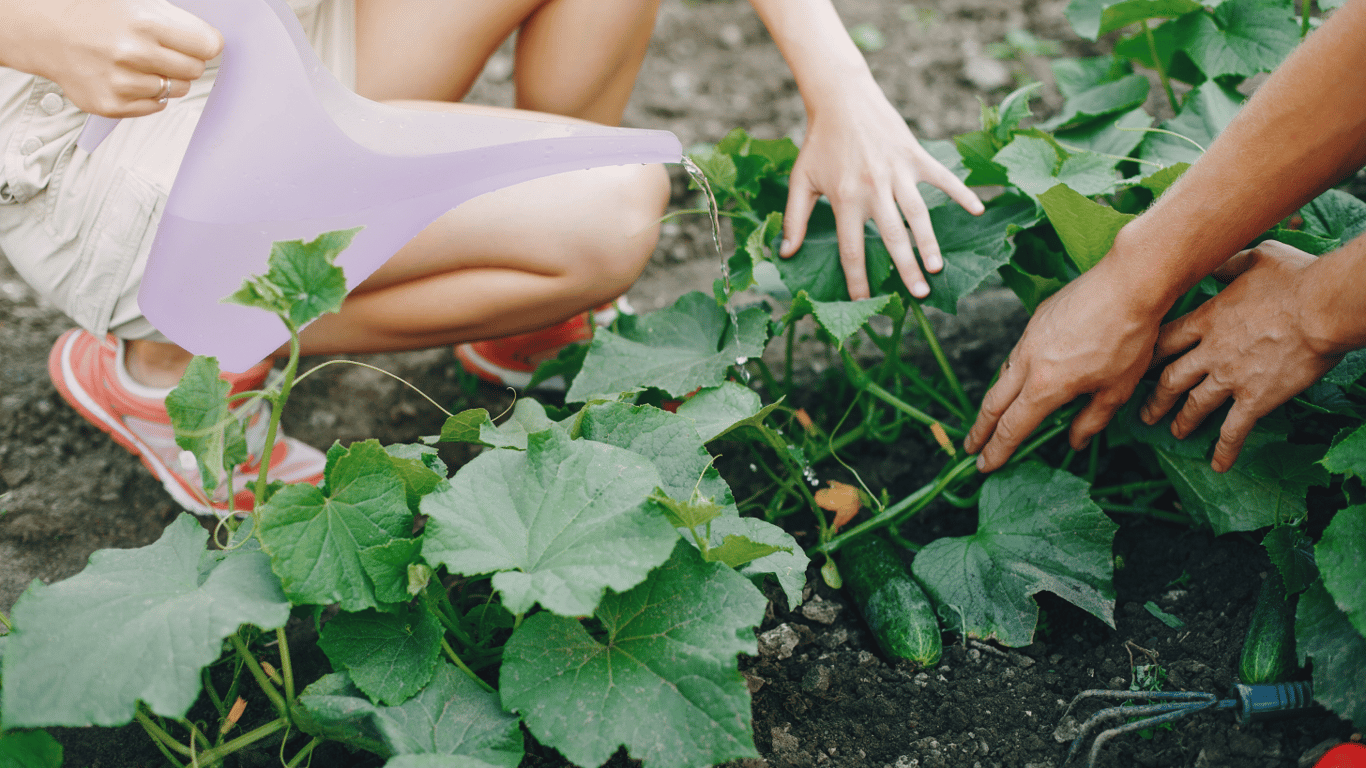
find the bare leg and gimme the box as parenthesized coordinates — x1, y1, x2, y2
(354, 0, 662, 125)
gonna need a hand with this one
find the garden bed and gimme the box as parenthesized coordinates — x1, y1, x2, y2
(2, 0, 1362, 766)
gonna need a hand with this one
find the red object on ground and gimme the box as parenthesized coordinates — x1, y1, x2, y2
(1317, 743, 1366, 768)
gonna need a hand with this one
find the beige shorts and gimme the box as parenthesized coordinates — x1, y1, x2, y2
(0, 0, 356, 341)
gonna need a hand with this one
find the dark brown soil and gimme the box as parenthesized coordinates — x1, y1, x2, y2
(1, 0, 1360, 766)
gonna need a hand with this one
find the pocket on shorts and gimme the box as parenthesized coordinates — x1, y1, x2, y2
(68, 169, 161, 337)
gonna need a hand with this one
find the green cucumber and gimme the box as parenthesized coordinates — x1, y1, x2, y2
(837, 531, 942, 666)
(1239, 570, 1297, 684)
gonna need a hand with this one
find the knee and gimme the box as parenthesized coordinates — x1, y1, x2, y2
(575, 161, 669, 298)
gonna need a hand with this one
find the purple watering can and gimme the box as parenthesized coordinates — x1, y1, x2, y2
(80, 0, 682, 372)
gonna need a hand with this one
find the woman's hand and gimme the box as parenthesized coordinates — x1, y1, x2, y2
(778, 82, 983, 300)
(0, 0, 222, 117)
(1140, 241, 1344, 472)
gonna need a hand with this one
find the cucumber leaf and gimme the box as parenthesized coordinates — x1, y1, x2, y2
(501, 542, 766, 768)
(318, 606, 444, 706)
(1296, 580, 1366, 728)
(422, 429, 678, 616)
(783, 292, 895, 348)
(1138, 81, 1245, 167)
(674, 380, 782, 443)
(256, 440, 413, 611)
(1, 515, 290, 727)
(1317, 505, 1366, 639)
(568, 292, 770, 402)
(1038, 74, 1151, 132)
(912, 462, 1118, 647)
(1038, 184, 1136, 272)
(296, 667, 523, 766)
(225, 227, 359, 327)
(0, 730, 62, 768)
(165, 356, 250, 492)
(1262, 525, 1319, 596)
(1065, 0, 1203, 40)
(1171, 0, 1300, 82)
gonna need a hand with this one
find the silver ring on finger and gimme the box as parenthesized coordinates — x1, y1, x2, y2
(158, 76, 171, 106)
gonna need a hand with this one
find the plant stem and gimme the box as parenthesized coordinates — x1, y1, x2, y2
(754, 423, 827, 539)
(0, 607, 12, 632)
(229, 633, 290, 723)
(135, 708, 194, 759)
(864, 380, 966, 438)
(202, 668, 228, 720)
(284, 738, 322, 768)
(1091, 479, 1172, 498)
(193, 718, 289, 766)
(910, 302, 973, 416)
(785, 321, 797, 395)
(1302, 0, 1312, 36)
(441, 636, 496, 693)
(814, 455, 979, 554)
(275, 627, 296, 705)
(1095, 501, 1191, 525)
(1142, 19, 1178, 114)
(292, 359, 455, 418)
(253, 322, 302, 509)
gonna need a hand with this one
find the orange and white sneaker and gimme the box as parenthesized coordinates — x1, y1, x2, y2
(48, 329, 326, 517)
(455, 298, 632, 391)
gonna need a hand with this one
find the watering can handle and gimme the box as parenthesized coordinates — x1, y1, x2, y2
(77, 115, 121, 153)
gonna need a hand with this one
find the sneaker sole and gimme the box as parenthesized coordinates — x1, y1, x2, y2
(455, 343, 566, 392)
(49, 332, 217, 517)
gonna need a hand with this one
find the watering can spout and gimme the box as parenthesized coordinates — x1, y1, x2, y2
(80, 0, 683, 372)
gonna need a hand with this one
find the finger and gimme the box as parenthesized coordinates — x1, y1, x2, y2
(895, 182, 942, 275)
(1142, 351, 1209, 425)
(978, 387, 1073, 472)
(873, 198, 929, 298)
(1210, 248, 1256, 282)
(1211, 403, 1259, 473)
(1069, 385, 1134, 451)
(1152, 311, 1202, 362)
(157, 5, 227, 62)
(780, 174, 819, 258)
(835, 205, 872, 300)
(965, 358, 1024, 455)
(917, 157, 984, 216)
(1171, 376, 1230, 440)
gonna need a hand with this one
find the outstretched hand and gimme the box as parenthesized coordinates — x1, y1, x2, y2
(1140, 241, 1340, 473)
(0, 0, 222, 117)
(965, 260, 1165, 472)
(777, 85, 983, 301)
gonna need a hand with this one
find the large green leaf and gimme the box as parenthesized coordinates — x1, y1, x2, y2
(422, 429, 678, 616)
(1262, 524, 1318, 596)
(774, 201, 895, 303)
(1323, 423, 1366, 479)
(1138, 81, 1245, 166)
(296, 667, 523, 766)
(784, 293, 895, 348)
(577, 401, 736, 513)
(1172, 0, 1300, 82)
(1123, 401, 1314, 534)
(919, 197, 1042, 314)
(911, 463, 1118, 647)
(1, 515, 290, 727)
(711, 514, 809, 611)
(1038, 184, 1136, 272)
(674, 381, 782, 443)
(0, 730, 62, 768)
(568, 293, 769, 402)
(1038, 74, 1151, 132)
(1051, 56, 1133, 100)
(1066, 0, 1204, 40)
(1317, 505, 1366, 639)
(1296, 581, 1366, 728)
(501, 543, 766, 768)
(1301, 189, 1366, 245)
(165, 356, 249, 492)
(225, 227, 359, 327)
(319, 607, 443, 706)
(997, 136, 1123, 197)
(256, 440, 413, 611)
(1054, 107, 1152, 159)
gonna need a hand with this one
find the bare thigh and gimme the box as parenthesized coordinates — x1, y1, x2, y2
(353, 0, 662, 124)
